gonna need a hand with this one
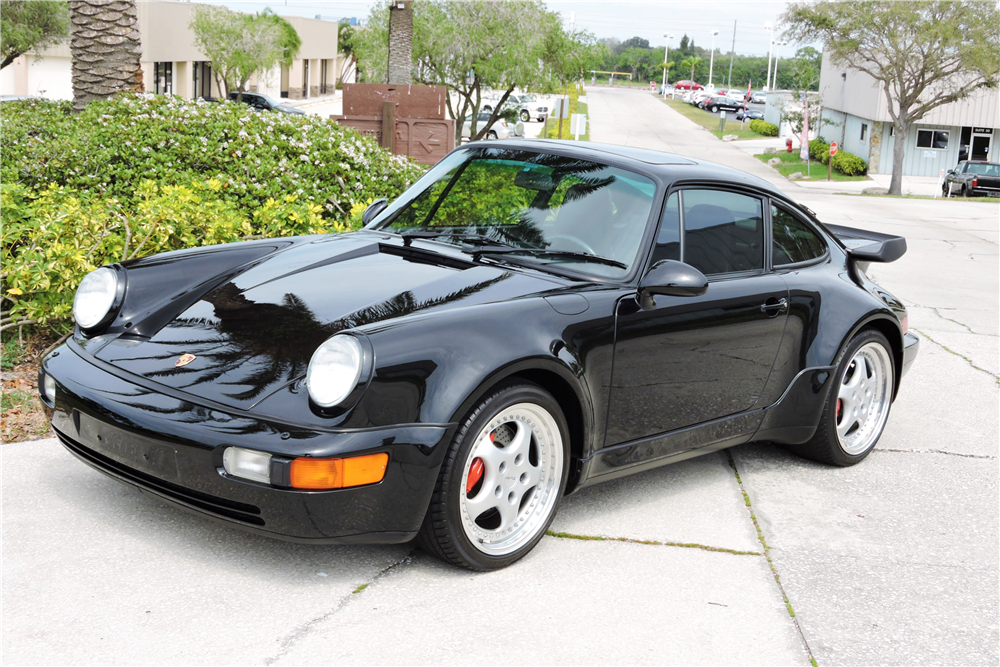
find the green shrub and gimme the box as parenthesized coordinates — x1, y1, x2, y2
(832, 151, 867, 176)
(750, 119, 779, 137)
(1, 94, 426, 331)
(808, 139, 831, 164)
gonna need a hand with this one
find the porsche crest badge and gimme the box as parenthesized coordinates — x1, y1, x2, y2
(174, 353, 197, 368)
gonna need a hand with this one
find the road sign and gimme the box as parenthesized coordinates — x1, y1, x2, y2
(830, 142, 839, 156)
(570, 113, 587, 139)
(553, 98, 570, 119)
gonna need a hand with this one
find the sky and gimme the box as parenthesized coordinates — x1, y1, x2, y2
(211, 0, 802, 57)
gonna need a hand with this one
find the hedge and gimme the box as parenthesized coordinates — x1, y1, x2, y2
(1, 94, 425, 331)
(808, 139, 831, 164)
(750, 119, 779, 137)
(831, 150, 867, 176)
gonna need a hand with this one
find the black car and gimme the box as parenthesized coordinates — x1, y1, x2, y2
(42, 140, 918, 571)
(229, 91, 305, 116)
(698, 96, 743, 113)
(736, 109, 765, 121)
(943, 160, 1000, 197)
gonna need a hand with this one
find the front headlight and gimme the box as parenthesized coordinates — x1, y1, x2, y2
(73, 267, 120, 330)
(306, 335, 364, 408)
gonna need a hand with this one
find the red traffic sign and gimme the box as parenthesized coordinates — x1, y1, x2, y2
(830, 142, 839, 156)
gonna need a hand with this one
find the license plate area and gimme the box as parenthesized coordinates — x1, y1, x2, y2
(77, 414, 180, 481)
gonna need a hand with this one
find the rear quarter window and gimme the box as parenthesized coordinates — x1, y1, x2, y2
(771, 205, 826, 266)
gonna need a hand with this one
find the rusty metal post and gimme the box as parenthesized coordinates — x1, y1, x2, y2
(382, 102, 395, 152)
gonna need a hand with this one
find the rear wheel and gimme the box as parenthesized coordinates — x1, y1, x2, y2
(417, 382, 569, 571)
(709, 105, 719, 113)
(791, 329, 895, 466)
(961, 185, 970, 197)
(488, 130, 498, 140)
(519, 109, 530, 122)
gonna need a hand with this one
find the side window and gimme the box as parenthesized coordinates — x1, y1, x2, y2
(771, 205, 826, 266)
(650, 192, 680, 264)
(681, 189, 764, 275)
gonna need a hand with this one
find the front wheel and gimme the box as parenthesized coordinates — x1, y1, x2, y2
(417, 382, 570, 571)
(791, 329, 895, 466)
(519, 109, 530, 122)
(709, 105, 719, 113)
(487, 130, 498, 140)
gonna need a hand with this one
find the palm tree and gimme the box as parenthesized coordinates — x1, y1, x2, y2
(679, 56, 702, 82)
(68, 0, 143, 111)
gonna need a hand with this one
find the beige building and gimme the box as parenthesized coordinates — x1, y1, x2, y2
(1, 1, 338, 102)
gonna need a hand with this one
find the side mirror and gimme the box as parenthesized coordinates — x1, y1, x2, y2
(361, 198, 388, 226)
(638, 260, 708, 309)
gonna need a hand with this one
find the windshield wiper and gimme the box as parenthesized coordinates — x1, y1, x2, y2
(398, 230, 515, 248)
(470, 247, 628, 269)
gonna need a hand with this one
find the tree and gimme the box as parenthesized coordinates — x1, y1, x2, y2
(783, 0, 1000, 195)
(356, 0, 595, 143)
(67, 0, 142, 111)
(259, 8, 301, 68)
(190, 5, 291, 100)
(679, 56, 702, 82)
(788, 46, 821, 91)
(1, 0, 69, 70)
(337, 21, 357, 85)
(620, 36, 650, 51)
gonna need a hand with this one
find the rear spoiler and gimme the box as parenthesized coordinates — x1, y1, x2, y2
(824, 224, 907, 263)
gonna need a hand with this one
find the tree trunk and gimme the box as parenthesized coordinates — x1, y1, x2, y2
(889, 116, 908, 196)
(386, 0, 412, 85)
(68, 0, 143, 111)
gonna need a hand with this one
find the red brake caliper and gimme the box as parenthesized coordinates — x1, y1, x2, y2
(466, 457, 484, 494)
(837, 399, 843, 419)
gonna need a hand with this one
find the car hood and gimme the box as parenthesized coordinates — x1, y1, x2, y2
(94, 233, 565, 410)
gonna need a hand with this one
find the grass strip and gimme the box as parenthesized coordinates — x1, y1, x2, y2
(661, 97, 759, 140)
(755, 152, 869, 182)
(546, 530, 762, 556)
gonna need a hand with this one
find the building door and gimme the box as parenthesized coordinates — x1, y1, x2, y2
(971, 129, 993, 161)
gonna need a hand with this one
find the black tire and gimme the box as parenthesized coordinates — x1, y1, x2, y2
(482, 105, 492, 113)
(962, 185, 971, 197)
(488, 130, 498, 140)
(943, 182, 950, 197)
(417, 381, 571, 571)
(709, 105, 718, 113)
(789, 329, 895, 467)
(519, 109, 530, 122)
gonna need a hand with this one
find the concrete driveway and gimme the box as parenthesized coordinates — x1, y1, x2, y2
(3, 86, 997, 666)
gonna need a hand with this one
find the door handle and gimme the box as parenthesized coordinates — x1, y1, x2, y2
(760, 297, 788, 315)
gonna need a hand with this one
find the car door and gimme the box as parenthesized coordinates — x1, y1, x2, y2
(605, 187, 789, 448)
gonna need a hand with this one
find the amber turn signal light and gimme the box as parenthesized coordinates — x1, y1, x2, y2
(289, 453, 388, 489)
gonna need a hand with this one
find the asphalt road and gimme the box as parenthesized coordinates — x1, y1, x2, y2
(3, 86, 997, 666)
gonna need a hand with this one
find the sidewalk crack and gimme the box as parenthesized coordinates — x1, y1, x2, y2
(546, 530, 761, 556)
(876, 448, 997, 460)
(264, 550, 414, 665)
(913, 328, 999, 384)
(726, 451, 818, 667)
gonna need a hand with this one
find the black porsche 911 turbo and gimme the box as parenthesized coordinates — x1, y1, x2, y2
(42, 140, 918, 571)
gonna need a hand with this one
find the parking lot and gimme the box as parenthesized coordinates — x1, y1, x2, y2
(3, 86, 997, 666)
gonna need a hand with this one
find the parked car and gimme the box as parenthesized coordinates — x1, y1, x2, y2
(43, 140, 918, 572)
(690, 92, 712, 107)
(735, 109, 765, 121)
(460, 112, 510, 140)
(728, 91, 746, 104)
(699, 96, 743, 113)
(750, 91, 767, 104)
(228, 92, 305, 115)
(482, 94, 548, 122)
(943, 161, 1000, 197)
(673, 80, 704, 91)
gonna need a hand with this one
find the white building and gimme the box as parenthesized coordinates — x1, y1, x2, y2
(1, 1, 338, 102)
(815, 52, 998, 176)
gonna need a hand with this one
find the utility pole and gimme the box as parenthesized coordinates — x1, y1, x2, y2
(726, 20, 736, 88)
(764, 21, 775, 90)
(708, 29, 719, 88)
(662, 33, 674, 98)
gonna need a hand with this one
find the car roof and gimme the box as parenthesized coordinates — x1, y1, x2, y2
(485, 139, 784, 195)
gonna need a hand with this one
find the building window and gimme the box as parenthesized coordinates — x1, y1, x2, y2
(860, 123, 868, 141)
(154, 62, 172, 95)
(916, 129, 949, 150)
(192, 61, 212, 99)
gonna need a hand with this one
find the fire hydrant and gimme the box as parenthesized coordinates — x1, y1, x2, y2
(786, 138, 793, 152)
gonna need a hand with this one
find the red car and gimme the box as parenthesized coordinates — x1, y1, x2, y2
(673, 80, 704, 91)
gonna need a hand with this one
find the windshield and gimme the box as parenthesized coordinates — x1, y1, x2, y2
(369, 147, 658, 278)
(520, 95, 536, 102)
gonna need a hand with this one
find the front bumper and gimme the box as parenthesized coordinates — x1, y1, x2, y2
(42, 343, 453, 544)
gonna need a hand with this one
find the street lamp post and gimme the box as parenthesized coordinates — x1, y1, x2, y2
(708, 29, 719, 88)
(771, 41, 788, 89)
(661, 33, 674, 98)
(764, 21, 775, 90)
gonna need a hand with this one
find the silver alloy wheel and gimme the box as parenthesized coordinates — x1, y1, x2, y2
(836, 342, 894, 455)
(459, 403, 563, 556)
